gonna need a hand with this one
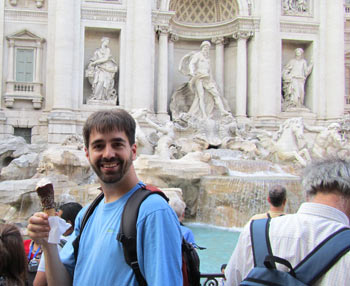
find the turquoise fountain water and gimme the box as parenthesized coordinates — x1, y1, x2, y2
(187, 223, 240, 273)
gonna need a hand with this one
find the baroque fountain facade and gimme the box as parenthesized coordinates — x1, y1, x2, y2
(0, 0, 350, 227)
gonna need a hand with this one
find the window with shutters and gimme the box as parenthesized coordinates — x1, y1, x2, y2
(4, 30, 45, 109)
(16, 48, 34, 82)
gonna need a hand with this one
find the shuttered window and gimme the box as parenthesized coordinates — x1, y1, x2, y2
(16, 48, 34, 82)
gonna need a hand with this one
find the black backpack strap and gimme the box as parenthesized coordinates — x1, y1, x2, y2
(72, 191, 104, 261)
(294, 227, 350, 284)
(250, 218, 273, 268)
(116, 185, 168, 286)
(59, 238, 67, 249)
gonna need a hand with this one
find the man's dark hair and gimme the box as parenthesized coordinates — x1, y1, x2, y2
(83, 109, 136, 148)
(268, 185, 287, 207)
(59, 202, 83, 228)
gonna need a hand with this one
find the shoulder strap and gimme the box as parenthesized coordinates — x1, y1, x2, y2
(116, 185, 168, 286)
(294, 227, 350, 285)
(72, 191, 104, 261)
(59, 238, 67, 249)
(250, 218, 273, 268)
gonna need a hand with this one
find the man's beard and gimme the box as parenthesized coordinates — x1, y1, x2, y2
(91, 152, 133, 184)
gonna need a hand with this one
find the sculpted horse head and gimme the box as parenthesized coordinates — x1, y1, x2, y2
(272, 117, 310, 166)
(274, 117, 305, 151)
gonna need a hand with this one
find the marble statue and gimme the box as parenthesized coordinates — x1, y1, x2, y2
(145, 119, 178, 159)
(305, 122, 350, 158)
(266, 117, 311, 166)
(130, 108, 155, 155)
(85, 37, 118, 102)
(177, 41, 231, 120)
(282, 48, 313, 110)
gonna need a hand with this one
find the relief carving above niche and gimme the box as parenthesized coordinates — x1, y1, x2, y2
(282, 0, 311, 16)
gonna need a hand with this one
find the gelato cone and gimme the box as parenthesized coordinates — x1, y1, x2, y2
(36, 178, 56, 216)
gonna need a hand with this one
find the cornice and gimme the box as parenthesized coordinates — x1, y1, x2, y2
(5, 9, 47, 23)
(169, 17, 259, 40)
(280, 20, 319, 34)
(152, 10, 175, 27)
(81, 7, 126, 22)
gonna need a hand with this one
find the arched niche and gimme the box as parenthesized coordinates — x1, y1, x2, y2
(166, 0, 254, 40)
(166, 0, 251, 17)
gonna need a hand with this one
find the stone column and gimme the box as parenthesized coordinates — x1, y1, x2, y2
(157, 26, 170, 120)
(35, 40, 43, 82)
(212, 37, 225, 93)
(123, 0, 135, 109)
(7, 40, 14, 82)
(233, 31, 251, 118)
(47, 0, 78, 143)
(49, 0, 75, 111)
(168, 34, 178, 109)
(323, 0, 344, 119)
(256, 0, 280, 119)
(130, 0, 154, 111)
(0, 5, 6, 126)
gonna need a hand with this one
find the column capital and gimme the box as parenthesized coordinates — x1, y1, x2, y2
(155, 25, 170, 35)
(232, 30, 254, 40)
(211, 37, 225, 45)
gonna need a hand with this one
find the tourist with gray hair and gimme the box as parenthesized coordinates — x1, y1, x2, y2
(249, 184, 287, 221)
(225, 158, 350, 285)
(169, 198, 196, 245)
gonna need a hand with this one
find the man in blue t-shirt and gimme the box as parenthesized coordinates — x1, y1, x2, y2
(27, 109, 183, 286)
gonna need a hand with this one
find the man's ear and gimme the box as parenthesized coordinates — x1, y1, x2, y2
(85, 147, 89, 159)
(131, 144, 137, 160)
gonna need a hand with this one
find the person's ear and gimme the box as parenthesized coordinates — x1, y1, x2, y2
(131, 144, 137, 160)
(85, 147, 89, 159)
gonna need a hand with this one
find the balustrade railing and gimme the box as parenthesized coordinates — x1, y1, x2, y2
(4, 81, 43, 108)
(200, 273, 225, 286)
(345, 95, 350, 105)
(345, 4, 350, 16)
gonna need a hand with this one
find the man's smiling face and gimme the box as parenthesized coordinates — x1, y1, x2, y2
(85, 128, 136, 185)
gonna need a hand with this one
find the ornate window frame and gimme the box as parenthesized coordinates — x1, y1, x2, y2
(4, 29, 45, 109)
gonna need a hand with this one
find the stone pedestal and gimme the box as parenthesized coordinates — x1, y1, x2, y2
(278, 107, 317, 123)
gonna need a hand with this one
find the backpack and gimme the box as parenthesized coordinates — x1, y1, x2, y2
(72, 185, 201, 286)
(240, 218, 350, 286)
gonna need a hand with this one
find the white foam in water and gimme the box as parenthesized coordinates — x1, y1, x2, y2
(228, 170, 298, 177)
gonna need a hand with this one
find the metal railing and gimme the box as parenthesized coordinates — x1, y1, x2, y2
(200, 273, 225, 286)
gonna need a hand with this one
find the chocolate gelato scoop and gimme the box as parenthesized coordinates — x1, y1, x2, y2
(36, 178, 56, 216)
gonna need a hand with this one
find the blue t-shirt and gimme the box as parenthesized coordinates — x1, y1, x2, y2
(60, 183, 183, 286)
(180, 225, 195, 245)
